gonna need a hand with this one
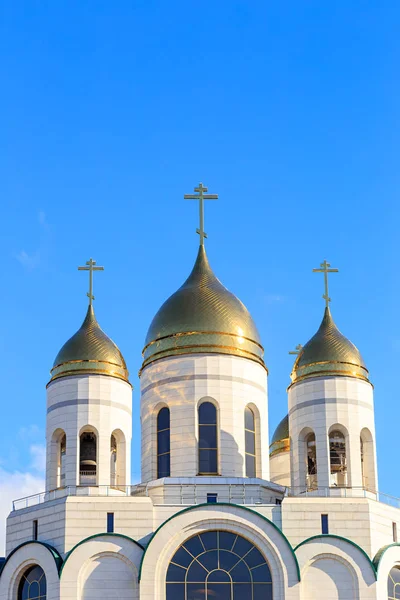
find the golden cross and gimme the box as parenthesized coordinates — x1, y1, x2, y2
(289, 344, 303, 356)
(184, 182, 218, 245)
(78, 258, 104, 306)
(313, 260, 339, 307)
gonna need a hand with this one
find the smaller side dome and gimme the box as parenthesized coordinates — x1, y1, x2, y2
(290, 307, 368, 385)
(49, 306, 129, 384)
(269, 415, 290, 457)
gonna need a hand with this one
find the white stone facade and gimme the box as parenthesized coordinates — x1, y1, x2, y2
(46, 375, 132, 490)
(2, 316, 400, 599)
(140, 353, 269, 482)
(288, 376, 377, 492)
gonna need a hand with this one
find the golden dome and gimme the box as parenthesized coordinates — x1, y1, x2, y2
(290, 307, 368, 386)
(142, 245, 265, 371)
(269, 415, 290, 457)
(49, 305, 130, 384)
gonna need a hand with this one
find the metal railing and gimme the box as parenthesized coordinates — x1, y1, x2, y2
(12, 483, 400, 512)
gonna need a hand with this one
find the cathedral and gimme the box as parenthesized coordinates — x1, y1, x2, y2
(0, 183, 399, 600)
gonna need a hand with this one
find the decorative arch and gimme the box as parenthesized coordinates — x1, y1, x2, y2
(110, 429, 127, 488)
(49, 428, 67, 490)
(360, 427, 376, 491)
(328, 423, 350, 487)
(295, 533, 376, 600)
(60, 533, 143, 600)
(79, 425, 99, 486)
(0, 541, 62, 600)
(139, 503, 300, 600)
(297, 427, 318, 491)
(373, 544, 400, 600)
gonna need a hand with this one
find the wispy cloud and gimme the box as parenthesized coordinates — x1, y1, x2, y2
(0, 444, 46, 554)
(29, 445, 46, 473)
(15, 249, 41, 270)
(264, 294, 287, 304)
(16, 211, 50, 271)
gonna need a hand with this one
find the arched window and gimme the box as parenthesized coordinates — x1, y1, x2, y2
(80, 431, 97, 485)
(329, 430, 347, 487)
(157, 407, 170, 478)
(56, 432, 66, 488)
(360, 428, 376, 491)
(18, 565, 46, 600)
(198, 402, 218, 476)
(166, 530, 272, 599)
(244, 407, 256, 477)
(305, 432, 318, 490)
(110, 434, 117, 486)
(388, 566, 400, 599)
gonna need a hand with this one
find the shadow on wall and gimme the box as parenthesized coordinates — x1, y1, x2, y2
(81, 551, 138, 600)
(303, 557, 358, 599)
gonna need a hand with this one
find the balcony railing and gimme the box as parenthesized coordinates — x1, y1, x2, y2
(11, 483, 400, 512)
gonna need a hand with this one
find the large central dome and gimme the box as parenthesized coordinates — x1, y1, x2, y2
(141, 245, 265, 371)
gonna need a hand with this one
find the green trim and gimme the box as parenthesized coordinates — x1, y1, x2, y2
(60, 532, 144, 576)
(294, 534, 377, 580)
(373, 543, 400, 572)
(0, 541, 63, 578)
(138, 502, 301, 582)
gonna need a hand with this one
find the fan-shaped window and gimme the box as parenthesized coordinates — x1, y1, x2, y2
(166, 530, 273, 600)
(388, 565, 400, 599)
(18, 565, 46, 600)
(329, 430, 347, 487)
(198, 402, 218, 475)
(244, 407, 256, 477)
(157, 407, 170, 478)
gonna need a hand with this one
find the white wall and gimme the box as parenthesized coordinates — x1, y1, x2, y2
(46, 375, 132, 490)
(289, 376, 377, 491)
(270, 449, 291, 487)
(140, 353, 269, 481)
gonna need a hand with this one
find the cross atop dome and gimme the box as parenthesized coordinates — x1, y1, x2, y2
(313, 259, 338, 307)
(78, 258, 104, 306)
(184, 182, 218, 245)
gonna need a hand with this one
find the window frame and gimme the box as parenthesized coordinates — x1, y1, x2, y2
(198, 401, 219, 476)
(157, 407, 171, 478)
(244, 406, 256, 478)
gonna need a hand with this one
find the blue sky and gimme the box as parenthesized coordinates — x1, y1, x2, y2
(0, 0, 399, 548)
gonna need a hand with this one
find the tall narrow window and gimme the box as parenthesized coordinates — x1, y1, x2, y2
(107, 512, 114, 533)
(321, 514, 329, 534)
(157, 407, 170, 478)
(110, 434, 117, 486)
(198, 402, 218, 475)
(244, 406, 256, 477)
(360, 436, 365, 486)
(393, 522, 398, 543)
(305, 432, 318, 490)
(79, 431, 97, 485)
(329, 430, 347, 487)
(32, 520, 38, 541)
(56, 433, 66, 488)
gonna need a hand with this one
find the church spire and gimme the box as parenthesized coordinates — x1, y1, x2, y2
(184, 182, 218, 245)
